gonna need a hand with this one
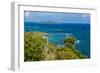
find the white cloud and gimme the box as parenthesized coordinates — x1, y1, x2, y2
(82, 14, 88, 18)
(25, 12, 31, 17)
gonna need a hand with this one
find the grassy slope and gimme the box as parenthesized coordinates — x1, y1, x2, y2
(24, 32, 87, 61)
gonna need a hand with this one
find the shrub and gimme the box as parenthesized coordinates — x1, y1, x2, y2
(24, 32, 47, 61)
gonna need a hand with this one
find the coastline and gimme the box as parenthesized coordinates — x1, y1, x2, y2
(24, 31, 88, 61)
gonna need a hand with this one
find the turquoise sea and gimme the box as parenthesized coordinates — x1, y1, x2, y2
(24, 22, 90, 58)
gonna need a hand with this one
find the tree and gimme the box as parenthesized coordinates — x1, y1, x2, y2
(64, 36, 87, 59)
(24, 32, 47, 61)
(64, 36, 77, 49)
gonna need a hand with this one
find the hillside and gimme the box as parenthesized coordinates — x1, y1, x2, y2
(24, 32, 87, 61)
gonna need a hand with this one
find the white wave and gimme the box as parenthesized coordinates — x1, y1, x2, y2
(75, 40, 80, 44)
(65, 33, 72, 36)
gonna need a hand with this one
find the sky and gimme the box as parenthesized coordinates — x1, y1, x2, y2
(24, 11, 90, 24)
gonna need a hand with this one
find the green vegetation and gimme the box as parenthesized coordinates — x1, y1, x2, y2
(24, 32, 87, 61)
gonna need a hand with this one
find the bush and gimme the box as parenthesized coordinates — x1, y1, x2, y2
(56, 47, 79, 60)
(64, 36, 77, 49)
(24, 32, 47, 61)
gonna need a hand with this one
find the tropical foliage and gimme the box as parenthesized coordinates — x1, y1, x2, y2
(24, 32, 87, 61)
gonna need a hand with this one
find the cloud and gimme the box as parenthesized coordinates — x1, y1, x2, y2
(82, 14, 89, 18)
(24, 11, 90, 24)
(25, 12, 31, 17)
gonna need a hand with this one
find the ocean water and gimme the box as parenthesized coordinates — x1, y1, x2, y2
(24, 22, 90, 58)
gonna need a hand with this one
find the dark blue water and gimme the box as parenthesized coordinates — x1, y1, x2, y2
(24, 22, 90, 58)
